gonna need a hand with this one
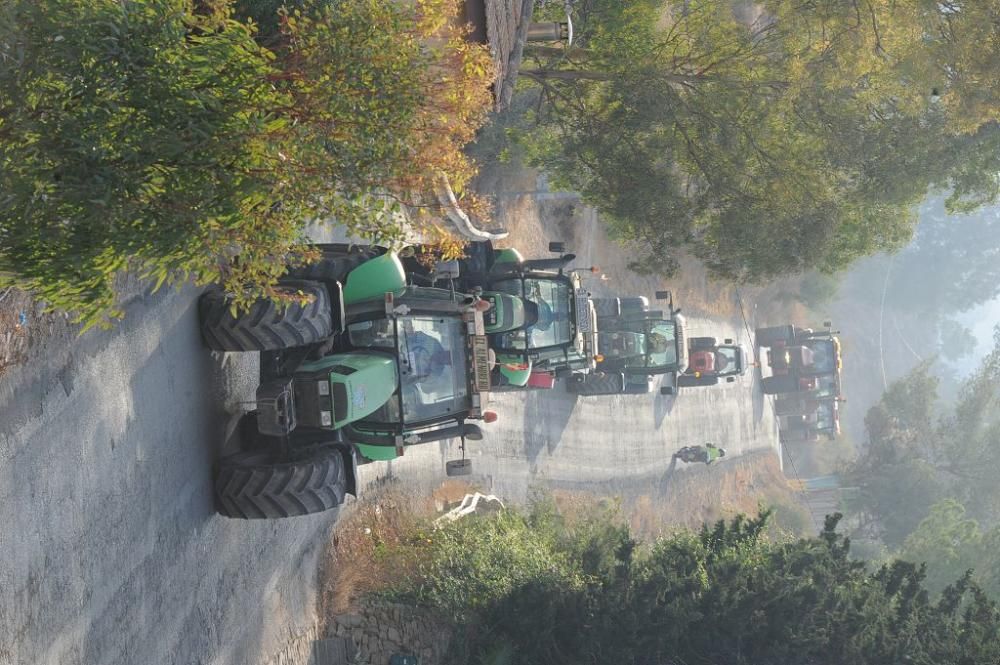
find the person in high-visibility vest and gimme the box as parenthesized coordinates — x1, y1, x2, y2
(704, 443, 727, 464)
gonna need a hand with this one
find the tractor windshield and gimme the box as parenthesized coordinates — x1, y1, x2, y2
(815, 402, 836, 430)
(348, 316, 469, 425)
(715, 346, 740, 373)
(642, 321, 679, 368)
(491, 277, 572, 349)
(804, 339, 836, 374)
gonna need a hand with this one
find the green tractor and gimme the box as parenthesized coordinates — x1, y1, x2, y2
(566, 291, 688, 396)
(200, 244, 516, 519)
(404, 240, 600, 390)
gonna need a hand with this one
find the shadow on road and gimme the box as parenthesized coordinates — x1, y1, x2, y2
(750, 367, 767, 423)
(522, 389, 578, 462)
(653, 376, 678, 429)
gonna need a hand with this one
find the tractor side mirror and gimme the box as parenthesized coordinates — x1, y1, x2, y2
(823, 320, 833, 329)
(548, 241, 566, 254)
(724, 338, 733, 345)
(463, 424, 484, 441)
(726, 376, 735, 383)
(655, 290, 671, 301)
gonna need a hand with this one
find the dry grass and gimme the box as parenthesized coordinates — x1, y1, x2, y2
(554, 452, 812, 543)
(319, 479, 482, 618)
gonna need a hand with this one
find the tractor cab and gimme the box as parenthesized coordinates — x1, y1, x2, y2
(341, 289, 496, 461)
(756, 323, 843, 395)
(780, 399, 841, 443)
(405, 240, 599, 389)
(597, 316, 686, 375)
(678, 338, 750, 388)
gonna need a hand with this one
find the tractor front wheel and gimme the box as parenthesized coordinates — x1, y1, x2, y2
(214, 446, 347, 519)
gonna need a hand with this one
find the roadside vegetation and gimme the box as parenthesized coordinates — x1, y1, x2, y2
(512, 0, 1000, 282)
(0, 0, 492, 327)
(334, 495, 1000, 665)
(837, 329, 1000, 595)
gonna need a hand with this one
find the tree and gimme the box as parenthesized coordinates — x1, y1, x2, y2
(0, 0, 492, 326)
(516, 0, 1000, 282)
(939, 319, 978, 361)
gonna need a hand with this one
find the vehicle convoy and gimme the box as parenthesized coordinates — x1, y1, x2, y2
(779, 399, 841, 442)
(677, 337, 751, 388)
(405, 240, 600, 390)
(566, 291, 688, 396)
(754, 323, 842, 395)
(199, 244, 514, 519)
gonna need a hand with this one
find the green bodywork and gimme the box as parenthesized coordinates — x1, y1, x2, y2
(495, 353, 531, 386)
(297, 353, 398, 429)
(343, 252, 407, 305)
(493, 247, 524, 265)
(481, 291, 527, 336)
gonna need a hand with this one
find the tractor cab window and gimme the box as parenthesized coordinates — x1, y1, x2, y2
(642, 321, 679, 368)
(348, 316, 469, 425)
(805, 340, 836, 373)
(491, 277, 572, 350)
(815, 402, 836, 430)
(814, 374, 839, 398)
(715, 346, 739, 373)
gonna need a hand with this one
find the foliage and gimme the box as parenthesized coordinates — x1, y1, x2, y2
(0, 0, 493, 327)
(847, 329, 1000, 581)
(939, 319, 978, 361)
(886, 196, 1000, 317)
(384, 502, 1000, 665)
(515, 0, 1000, 282)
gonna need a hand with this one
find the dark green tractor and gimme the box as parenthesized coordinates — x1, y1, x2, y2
(566, 291, 688, 396)
(404, 240, 600, 390)
(200, 244, 511, 519)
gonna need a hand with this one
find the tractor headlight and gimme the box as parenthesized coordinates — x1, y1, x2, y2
(317, 381, 330, 396)
(320, 410, 333, 427)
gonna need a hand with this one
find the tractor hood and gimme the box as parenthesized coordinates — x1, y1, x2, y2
(295, 353, 398, 429)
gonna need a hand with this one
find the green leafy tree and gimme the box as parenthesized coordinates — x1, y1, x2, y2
(516, 0, 1000, 282)
(0, 0, 492, 326)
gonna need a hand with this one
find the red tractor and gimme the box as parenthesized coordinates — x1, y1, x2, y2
(678, 337, 750, 388)
(754, 323, 841, 396)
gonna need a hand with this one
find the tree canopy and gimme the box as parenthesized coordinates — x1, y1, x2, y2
(386, 500, 1000, 665)
(0, 0, 492, 326)
(517, 0, 1000, 281)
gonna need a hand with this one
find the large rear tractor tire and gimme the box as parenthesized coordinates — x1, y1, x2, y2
(199, 279, 332, 352)
(774, 396, 807, 416)
(617, 297, 649, 315)
(566, 373, 624, 396)
(591, 297, 621, 318)
(761, 375, 799, 395)
(754, 325, 795, 347)
(215, 446, 347, 519)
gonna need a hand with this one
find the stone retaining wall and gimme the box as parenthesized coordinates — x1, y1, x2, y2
(327, 602, 453, 665)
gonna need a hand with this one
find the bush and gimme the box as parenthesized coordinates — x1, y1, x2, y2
(0, 0, 494, 327)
